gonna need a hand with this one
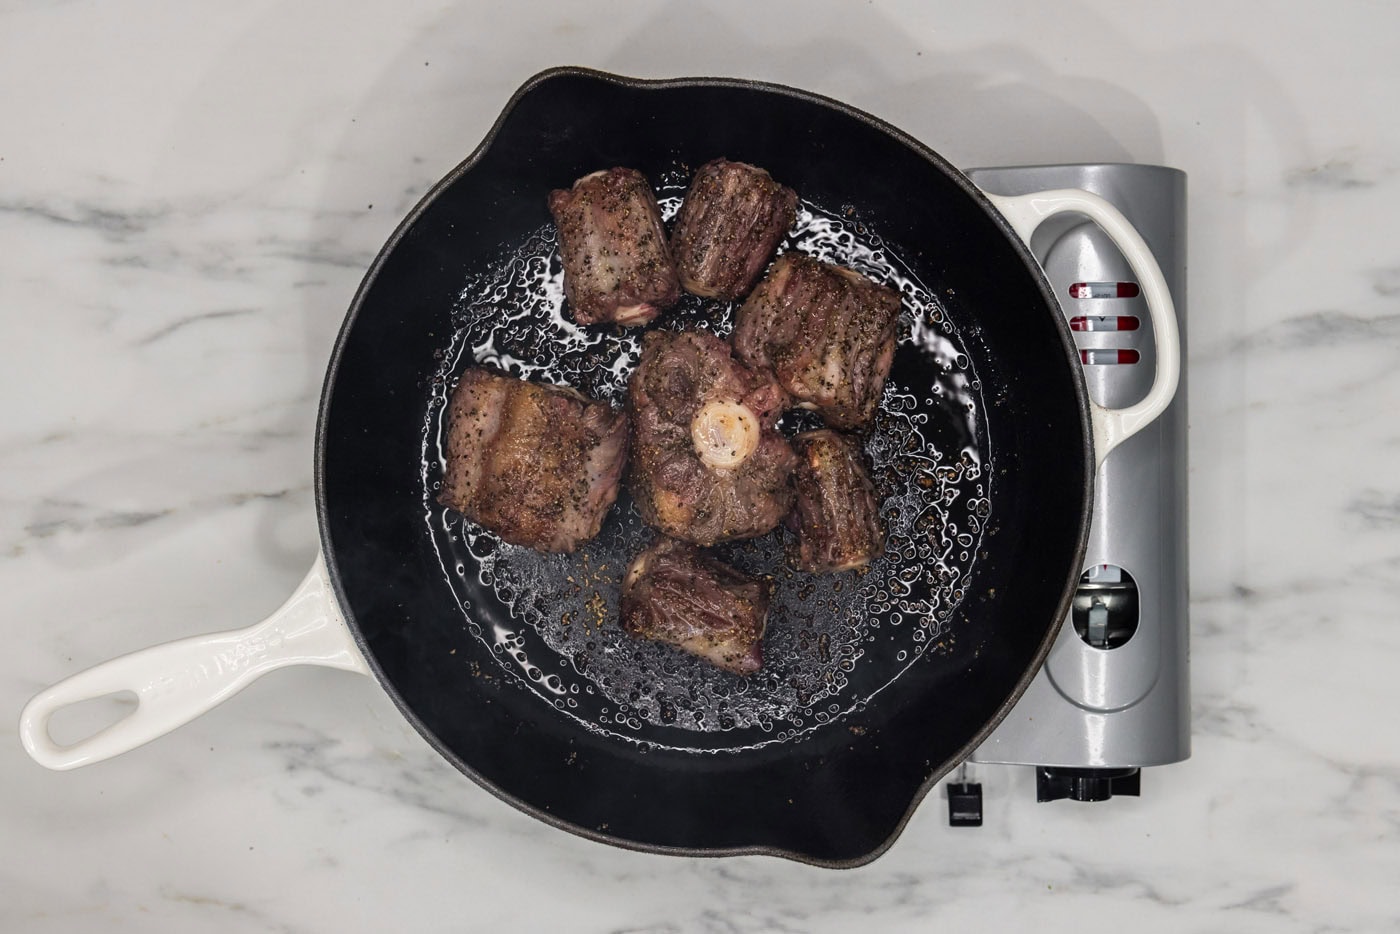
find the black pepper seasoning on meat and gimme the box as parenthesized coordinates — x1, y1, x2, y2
(626, 330, 796, 545)
(787, 429, 886, 572)
(438, 368, 629, 552)
(547, 168, 680, 327)
(670, 159, 798, 300)
(621, 537, 770, 674)
(733, 254, 902, 430)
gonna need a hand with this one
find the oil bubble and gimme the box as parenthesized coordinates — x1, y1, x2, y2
(422, 175, 992, 753)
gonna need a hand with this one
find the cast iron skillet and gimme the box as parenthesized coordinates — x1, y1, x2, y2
(22, 67, 1179, 867)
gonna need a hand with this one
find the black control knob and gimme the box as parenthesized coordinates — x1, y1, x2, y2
(1036, 767, 1141, 802)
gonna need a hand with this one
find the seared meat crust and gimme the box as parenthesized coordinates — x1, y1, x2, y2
(439, 368, 628, 552)
(670, 159, 797, 301)
(733, 254, 901, 430)
(788, 429, 885, 573)
(548, 167, 680, 326)
(621, 537, 770, 674)
(627, 330, 796, 545)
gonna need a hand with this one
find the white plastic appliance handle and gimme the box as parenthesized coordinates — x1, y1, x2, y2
(983, 188, 1181, 466)
(19, 554, 368, 770)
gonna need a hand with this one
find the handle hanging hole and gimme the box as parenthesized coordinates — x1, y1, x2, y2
(45, 690, 139, 748)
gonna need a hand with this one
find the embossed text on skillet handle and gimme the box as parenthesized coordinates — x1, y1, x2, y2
(18, 554, 369, 770)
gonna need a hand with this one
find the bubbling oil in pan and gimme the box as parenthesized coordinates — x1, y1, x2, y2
(422, 174, 990, 752)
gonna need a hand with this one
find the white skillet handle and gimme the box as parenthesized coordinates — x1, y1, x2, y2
(19, 554, 369, 771)
(984, 188, 1181, 466)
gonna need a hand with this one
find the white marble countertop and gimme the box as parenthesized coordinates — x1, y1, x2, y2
(4, 1, 1397, 931)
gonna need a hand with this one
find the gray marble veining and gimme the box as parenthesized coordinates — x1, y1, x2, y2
(4, 1, 1399, 932)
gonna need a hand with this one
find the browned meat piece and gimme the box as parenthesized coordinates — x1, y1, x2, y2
(733, 254, 902, 430)
(669, 159, 798, 300)
(621, 537, 770, 674)
(438, 368, 628, 552)
(789, 430, 885, 573)
(547, 167, 680, 326)
(628, 329, 796, 545)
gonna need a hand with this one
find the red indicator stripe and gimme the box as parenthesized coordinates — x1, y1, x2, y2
(1069, 281, 1141, 299)
(1070, 315, 1141, 332)
(1079, 348, 1141, 365)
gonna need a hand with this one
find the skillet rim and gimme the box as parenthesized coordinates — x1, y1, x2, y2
(314, 65, 1095, 867)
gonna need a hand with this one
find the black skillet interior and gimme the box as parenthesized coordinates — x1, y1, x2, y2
(317, 68, 1091, 866)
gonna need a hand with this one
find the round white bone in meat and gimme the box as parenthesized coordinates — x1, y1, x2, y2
(691, 401, 760, 469)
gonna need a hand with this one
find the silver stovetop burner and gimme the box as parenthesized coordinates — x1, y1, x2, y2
(953, 163, 1189, 823)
